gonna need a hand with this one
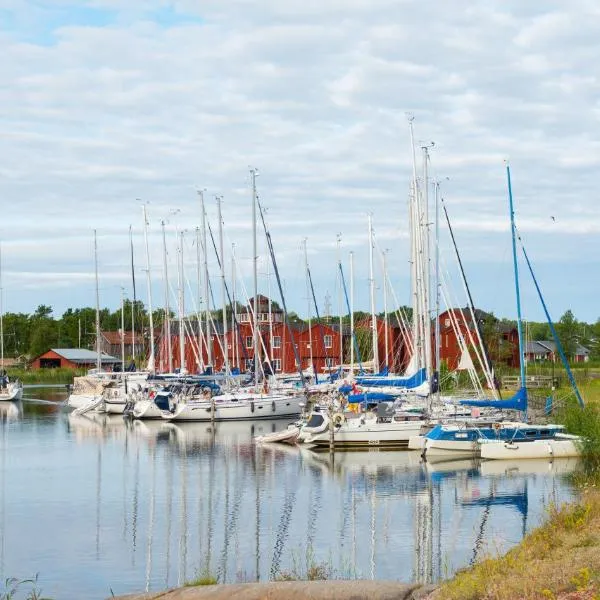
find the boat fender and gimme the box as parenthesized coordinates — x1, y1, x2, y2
(272, 401, 276, 412)
(251, 401, 255, 413)
(493, 422, 501, 435)
(333, 413, 344, 427)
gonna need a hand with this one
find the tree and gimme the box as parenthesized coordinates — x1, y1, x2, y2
(556, 310, 579, 361)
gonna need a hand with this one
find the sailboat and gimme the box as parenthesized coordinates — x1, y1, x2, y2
(0, 243, 23, 402)
(161, 170, 304, 423)
(422, 165, 583, 460)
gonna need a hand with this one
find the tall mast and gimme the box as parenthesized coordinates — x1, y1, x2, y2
(217, 196, 228, 375)
(162, 221, 173, 373)
(337, 234, 343, 370)
(195, 227, 203, 371)
(434, 181, 441, 403)
(250, 168, 259, 386)
(199, 190, 212, 369)
(382, 249, 390, 371)
(506, 164, 526, 392)
(177, 230, 186, 373)
(368, 215, 379, 372)
(120, 287, 125, 373)
(408, 117, 420, 372)
(422, 145, 433, 381)
(303, 238, 313, 376)
(129, 225, 136, 364)
(267, 239, 274, 362)
(142, 205, 155, 373)
(94, 230, 101, 372)
(231, 243, 237, 370)
(349, 251, 355, 373)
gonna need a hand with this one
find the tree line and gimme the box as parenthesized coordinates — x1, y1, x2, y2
(3, 301, 598, 363)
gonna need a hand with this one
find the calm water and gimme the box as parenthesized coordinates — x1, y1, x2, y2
(0, 387, 576, 599)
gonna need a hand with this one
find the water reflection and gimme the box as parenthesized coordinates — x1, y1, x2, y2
(0, 389, 578, 600)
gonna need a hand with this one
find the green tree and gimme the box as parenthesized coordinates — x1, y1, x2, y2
(556, 310, 579, 361)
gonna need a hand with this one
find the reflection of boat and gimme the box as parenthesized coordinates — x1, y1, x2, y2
(0, 400, 21, 423)
(479, 457, 579, 477)
(67, 412, 128, 441)
(255, 426, 300, 445)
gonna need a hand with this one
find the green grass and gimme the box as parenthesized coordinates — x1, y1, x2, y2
(1, 574, 52, 600)
(185, 568, 219, 587)
(7, 368, 85, 385)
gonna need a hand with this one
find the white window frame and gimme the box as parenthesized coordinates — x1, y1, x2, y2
(324, 334, 333, 349)
(245, 336, 253, 349)
(273, 358, 282, 372)
(273, 336, 281, 348)
(325, 357, 334, 367)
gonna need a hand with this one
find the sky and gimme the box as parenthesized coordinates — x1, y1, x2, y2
(1, 0, 599, 324)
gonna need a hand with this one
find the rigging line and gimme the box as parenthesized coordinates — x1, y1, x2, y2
(515, 226, 585, 408)
(256, 196, 305, 386)
(307, 263, 333, 378)
(440, 254, 492, 394)
(441, 200, 499, 398)
(338, 261, 364, 372)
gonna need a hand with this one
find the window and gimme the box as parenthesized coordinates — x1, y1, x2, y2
(273, 359, 282, 372)
(324, 335, 333, 349)
(325, 357, 334, 367)
(245, 359, 253, 370)
(240, 313, 249, 323)
(273, 336, 281, 348)
(444, 318, 450, 327)
(245, 336, 253, 349)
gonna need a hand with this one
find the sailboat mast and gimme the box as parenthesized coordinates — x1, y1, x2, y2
(231, 244, 237, 370)
(199, 191, 212, 369)
(336, 235, 343, 371)
(422, 145, 432, 381)
(434, 181, 441, 403)
(250, 168, 259, 386)
(506, 165, 526, 392)
(368, 215, 379, 372)
(408, 118, 421, 372)
(94, 230, 101, 372)
(267, 240, 274, 362)
(350, 251, 355, 373)
(195, 227, 204, 371)
(120, 287, 125, 373)
(142, 205, 155, 373)
(382, 249, 389, 370)
(162, 221, 173, 373)
(129, 225, 136, 364)
(303, 239, 313, 376)
(217, 196, 229, 375)
(177, 230, 186, 373)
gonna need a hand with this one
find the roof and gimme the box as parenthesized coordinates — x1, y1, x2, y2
(101, 330, 142, 345)
(50, 348, 120, 363)
(525, 340, 590, 356)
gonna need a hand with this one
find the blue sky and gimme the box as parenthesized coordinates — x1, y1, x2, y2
(1, 0, 599, 323)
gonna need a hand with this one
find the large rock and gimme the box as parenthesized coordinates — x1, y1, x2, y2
(112, 580, 437, 600)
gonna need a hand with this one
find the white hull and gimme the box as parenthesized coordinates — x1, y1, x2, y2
(255, 426, 300, 444)
(479, 435, 580, 460)
(131, 399, 165, 420)
(423, 439, 479, 459)
(101, 399, 127, 414)
(408, 435, 426, 451)
(305, 419, 424, 450)
(165, 393, 302, 422)
(0, 385, 23, 401)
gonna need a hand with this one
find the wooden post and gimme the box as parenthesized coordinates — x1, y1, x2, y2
(211, 398, 216, 423)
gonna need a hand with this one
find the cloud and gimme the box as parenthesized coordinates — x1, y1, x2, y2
(0, 0, 599, 322)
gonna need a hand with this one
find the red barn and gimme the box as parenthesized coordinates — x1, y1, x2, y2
(30, 348, 120, 370)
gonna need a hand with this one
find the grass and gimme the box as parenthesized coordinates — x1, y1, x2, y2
(185, 567, 219, 587)
(434, 396, 600, 600)
(7, 368, 85, 385)
(1, 574, 52, 600)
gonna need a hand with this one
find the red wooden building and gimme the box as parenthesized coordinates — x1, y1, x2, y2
(30, 348, 121, 370)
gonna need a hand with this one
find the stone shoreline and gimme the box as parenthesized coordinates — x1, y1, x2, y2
(112, 580, 437, 600)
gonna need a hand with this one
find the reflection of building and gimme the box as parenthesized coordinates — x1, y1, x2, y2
(30, 348, 120, 370)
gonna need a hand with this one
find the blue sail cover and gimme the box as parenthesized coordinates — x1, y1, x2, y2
(355, 367, 427, 389)
(459, 386, 528, 412)
(346, 392, 397, 404)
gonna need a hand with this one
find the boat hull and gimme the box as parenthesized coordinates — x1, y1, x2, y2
(131, 399, 165, 420)
(480, 436, 580, 460)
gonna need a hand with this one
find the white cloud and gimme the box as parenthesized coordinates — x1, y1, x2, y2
(0, 0, 599, 321)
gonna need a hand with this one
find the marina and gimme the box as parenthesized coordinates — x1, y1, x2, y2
(0, 387, 577, 599)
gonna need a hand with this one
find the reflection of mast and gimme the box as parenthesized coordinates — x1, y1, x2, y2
(254, 446, 260, 581)
(132, 446, 140, 566)
(178, 444, 188, 586)
(270, 485, 297, 579)
(166, 448, 173, 588)
(0, 420, 5, 573)
(145, 446, 156, 592)
(370, 482, 376, 580)
(96, 443, 102, 559)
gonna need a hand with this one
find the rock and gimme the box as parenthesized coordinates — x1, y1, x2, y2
(111, 580, 437, 600)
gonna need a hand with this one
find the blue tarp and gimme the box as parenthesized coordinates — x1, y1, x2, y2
(459, 386, 527, 412)
(355, 367, 427, 389)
